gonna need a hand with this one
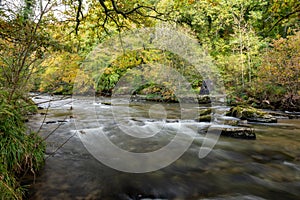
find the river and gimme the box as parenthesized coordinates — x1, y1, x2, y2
(27, 95, 300, 200)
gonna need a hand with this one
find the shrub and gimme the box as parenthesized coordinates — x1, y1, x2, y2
(253, 30, 300, 110)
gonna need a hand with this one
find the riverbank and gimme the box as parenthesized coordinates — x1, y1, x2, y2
(104, 93, 300, 121)
(108, 93, 300, 112)
(0, 93, 45, 200)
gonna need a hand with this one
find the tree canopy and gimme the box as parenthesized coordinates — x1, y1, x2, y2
(0, 0, 299, 105)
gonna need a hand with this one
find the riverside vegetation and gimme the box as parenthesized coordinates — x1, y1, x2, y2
(0, 0, 299, 199)
(0, 91, 45, 199)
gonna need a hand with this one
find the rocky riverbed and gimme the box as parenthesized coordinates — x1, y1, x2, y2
(26, 95, 300, 200)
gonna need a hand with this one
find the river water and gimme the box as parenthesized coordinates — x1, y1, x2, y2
(27, 96, 300, 200)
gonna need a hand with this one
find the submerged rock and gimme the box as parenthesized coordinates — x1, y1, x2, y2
(45, 121, 56, 124)
(209, 125, 256, 140)
(284, 111, 300, 119)
(45, 120, 68, 124)
(166, 119, 180, 123)
(101, 102, 112, 106)
(215, 115, 241, 126)
(247, 115, 277, 123)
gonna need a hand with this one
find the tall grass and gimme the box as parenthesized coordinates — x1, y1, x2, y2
(0, 91, 45, 199)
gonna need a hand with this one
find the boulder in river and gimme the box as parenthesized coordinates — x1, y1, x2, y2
(227, 105, 277, 123)
(195, 108, 213, 122)
(198, 95, 211, 104)
(195, 114, 212, 122)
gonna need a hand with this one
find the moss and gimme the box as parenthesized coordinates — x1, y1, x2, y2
(228, 105, 264, 119)
(198, 95, 211, 104)
(195, 115, 212, 122)
(195, 108, 213, 122)
(197, 114, 212, 122)
(227, 105, 277, 123)
(199, 108, 212, 116)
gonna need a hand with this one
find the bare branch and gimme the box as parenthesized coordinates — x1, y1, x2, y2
(75, 0, 82, 34)
(45, 132, 76, 160)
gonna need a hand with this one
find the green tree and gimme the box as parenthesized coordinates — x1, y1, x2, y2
(163, 0, 299, 101)
(0, 0, 60, 101)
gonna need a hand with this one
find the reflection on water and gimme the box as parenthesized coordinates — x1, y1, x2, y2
(27, 96, 300, 200)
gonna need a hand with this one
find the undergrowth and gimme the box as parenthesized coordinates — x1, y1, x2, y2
(0, 91, 45, 199)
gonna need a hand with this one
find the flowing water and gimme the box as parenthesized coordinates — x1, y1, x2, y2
(27, 96, 300, 200)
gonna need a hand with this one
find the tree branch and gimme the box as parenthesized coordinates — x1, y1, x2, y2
(75, 0, 82, 34)
(267, 8, 300, 33)
(73, 0, 167, 33)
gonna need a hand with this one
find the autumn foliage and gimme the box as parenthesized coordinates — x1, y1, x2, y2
(254, 31, 300, 110)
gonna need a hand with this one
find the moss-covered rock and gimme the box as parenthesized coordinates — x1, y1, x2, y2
(198, 125, 256, 140)
(199, 108, 212, 116)
(198, 95, 211, 104)
(195, 108, 213, 122)
(210, 126, 256, 140)
(217, 116, 241, 126)
(195, 114, 212, 122)
(227, 105, 277, 123)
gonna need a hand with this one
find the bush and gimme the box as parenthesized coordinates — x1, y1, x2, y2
(252, 30, 300, 110)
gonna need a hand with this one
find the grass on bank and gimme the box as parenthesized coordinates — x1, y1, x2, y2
(0, 92, 45, 199)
